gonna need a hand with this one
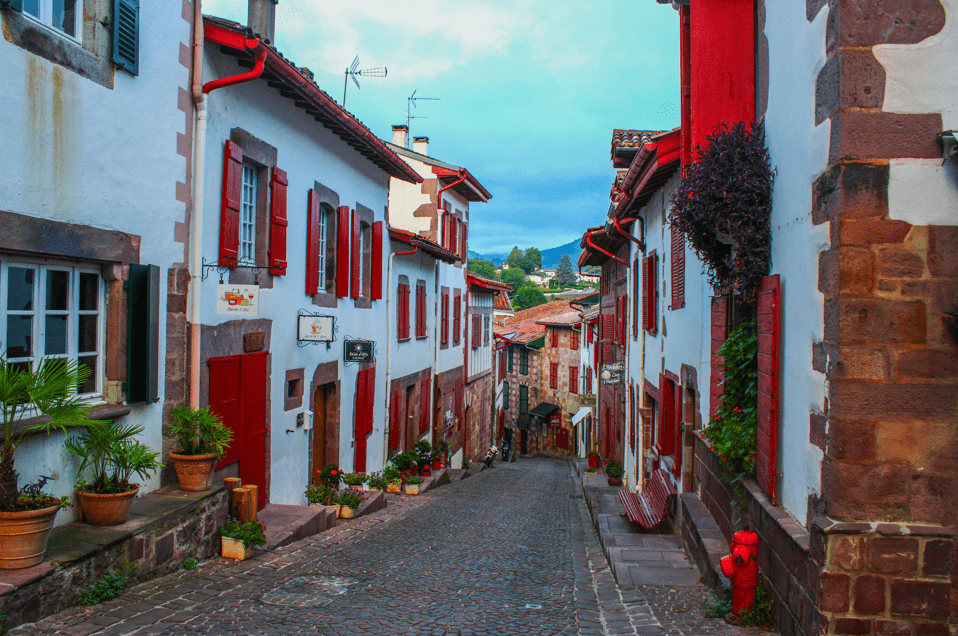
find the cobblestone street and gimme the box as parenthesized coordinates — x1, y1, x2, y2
(15, 460, 761, 636)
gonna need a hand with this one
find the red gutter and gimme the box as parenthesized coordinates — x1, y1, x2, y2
(394, 245, 418, 257)
(203, 23, 266, 94)
(437, 169, 467, 217)
(613, 216, 644, 249)
(585, 232, 628, 266)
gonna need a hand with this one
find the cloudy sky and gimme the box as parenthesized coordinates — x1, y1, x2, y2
(203, 0, 680, 254)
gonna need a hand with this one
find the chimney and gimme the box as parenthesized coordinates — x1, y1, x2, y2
(248, 0, 277, 45)
(392, 125, 409, 148)
(413, 136, 429, 156)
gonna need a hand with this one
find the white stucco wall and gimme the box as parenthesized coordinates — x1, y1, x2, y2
(0, 4, 191, 523)
(467, 290, 494, 378)
(200, 49, 395, 504)
(763, 2, 831, 524)
(874, 0, 958, 226)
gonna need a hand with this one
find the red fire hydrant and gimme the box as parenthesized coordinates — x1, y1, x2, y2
(720, 529, 760, 614)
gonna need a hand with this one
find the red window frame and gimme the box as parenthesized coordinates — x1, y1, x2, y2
(397, 281, 411, 341)
(550, 362, 558, 390)
(551, 329, 559, 348)
(440, 292, 449, 345)
(452, 291, 461, 345)
(571, 330, 579, 350)
(569, 366, 578, 394)
(415, 282, 427, 338)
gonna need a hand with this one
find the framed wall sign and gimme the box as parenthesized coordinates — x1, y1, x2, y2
(216, 284, 259, 316)
(600, 362, 625, 385)
(344, 339, 375, 364)
(298, 315, 334, 342)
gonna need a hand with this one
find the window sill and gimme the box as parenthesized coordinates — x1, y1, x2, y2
(311, 292, 337, 309)
(0, 403, 132, 442)
(353, 297, 372, 310)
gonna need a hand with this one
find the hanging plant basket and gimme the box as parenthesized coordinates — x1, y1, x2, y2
(670, 122, 774, 302)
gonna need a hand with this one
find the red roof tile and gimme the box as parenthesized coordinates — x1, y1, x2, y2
(501, 300, 579, 344)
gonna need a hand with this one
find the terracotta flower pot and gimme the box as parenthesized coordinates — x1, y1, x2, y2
(170, 451, 218, 492)
(77, 486, 139, 526)
(221, 536, 251, 561)
(0, 504, 60, 570)
(607, 476, 623, 487)
(338, 505, 355, 519)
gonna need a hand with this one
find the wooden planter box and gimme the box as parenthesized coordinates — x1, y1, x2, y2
(405, 484, 421, 495)
(386, 482, 402, 494)
(221, 537, 252, 561)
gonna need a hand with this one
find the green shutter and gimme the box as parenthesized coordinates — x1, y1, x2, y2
(502, 381, 509, 410)
(1, 0, 24, 12)
(127, 264, 159, 403)
(112, 0, 139, 75)
(507, 348, 513, 373)
(519, 385, 528, 413)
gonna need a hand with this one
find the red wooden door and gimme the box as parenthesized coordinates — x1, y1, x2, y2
(209, 352, 268, 509)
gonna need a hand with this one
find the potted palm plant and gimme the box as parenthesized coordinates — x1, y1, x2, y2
(167, 406, 232, 492)
(0, 358, 96, 569)
(66, 422, 161, 526)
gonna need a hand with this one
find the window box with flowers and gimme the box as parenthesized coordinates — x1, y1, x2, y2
(219, 517, 266, 561)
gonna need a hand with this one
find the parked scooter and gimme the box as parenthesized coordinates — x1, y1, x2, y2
(484, 444, 499, 468)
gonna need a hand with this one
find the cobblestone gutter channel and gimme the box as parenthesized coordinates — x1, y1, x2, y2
(13, 459, 763, 636)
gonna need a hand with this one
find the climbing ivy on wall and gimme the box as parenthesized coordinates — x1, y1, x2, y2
(701, 321, 758, 476)
(669, 122, 774, 302)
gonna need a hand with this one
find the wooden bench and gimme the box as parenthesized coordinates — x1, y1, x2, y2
(618, 468, 677, 530)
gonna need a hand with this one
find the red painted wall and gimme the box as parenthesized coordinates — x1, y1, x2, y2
(689, 0, 755, 156)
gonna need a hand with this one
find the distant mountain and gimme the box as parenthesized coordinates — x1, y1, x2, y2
(540, 239, 582, 269)
(468, 240, 581, 269)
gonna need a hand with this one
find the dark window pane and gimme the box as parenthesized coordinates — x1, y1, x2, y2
(10, 361, 31, 374)
(53, 0, 78, 36)
(78, 273, 99, 311)
(45, 315, 68, 355)
(6, 315, 33, 358)
(46, 270, 70, 311)
(7, 267, 35, 311)
(78, 356, 97, 394)
(23, 0, 39, 17)
(78, 315, 97, 353)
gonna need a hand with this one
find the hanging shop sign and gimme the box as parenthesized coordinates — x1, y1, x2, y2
(217, 284, 259, 316)
(298, 314, 335, 343)
(579, 394, 597, 407)
(600, 362, 625, 385)
(344, 339, 375, 363)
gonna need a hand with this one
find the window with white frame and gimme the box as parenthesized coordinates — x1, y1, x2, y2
(360, 222, 371, 297)
(1, 260, 104, 396)
(22, 0, 82, 41)
(317, 205, 328, 290)
(240, 164, 257, 265)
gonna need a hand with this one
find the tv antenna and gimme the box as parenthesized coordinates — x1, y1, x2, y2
(342, 56, 387, 108)
(407, 89, 440, 131)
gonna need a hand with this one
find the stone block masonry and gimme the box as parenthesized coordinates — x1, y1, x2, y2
(816, 520, 954, 635)
(0, 487, 226, 631)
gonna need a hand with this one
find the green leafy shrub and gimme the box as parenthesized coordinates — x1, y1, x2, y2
(367, 472, 387, 489)
(741, 581, 774, 628)
(342, 472, 367, 487)
(305, 483, 334, 505)
(405, 476, 424, 485)
(167, 406, 232, 458)
(77, 570, 128, 605)
(390, 451, 417, 471)
(383, 466, 401, 482)
(701, 321, 758, 475)
(182, 557, 198, 570)
(335, 488, 364, 509)
(605, 457, 623, 478)
(316, 463, 343, 489)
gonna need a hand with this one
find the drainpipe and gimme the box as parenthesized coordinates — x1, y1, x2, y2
(187, 16, 266, 409)
(585, 232, 629, 267)
(430, 259, 441, 445)
(436, 169, 467, 246)
(613, 216, 645, 251)
(383, 242, 419, 463)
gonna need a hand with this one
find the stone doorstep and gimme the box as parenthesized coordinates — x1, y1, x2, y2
(0, 485, 223, 595)
(260, 504, 336, 551)
(680, 492, 731, 594)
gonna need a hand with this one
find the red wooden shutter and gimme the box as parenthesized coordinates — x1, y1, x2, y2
(419, 376, 431, 433)
(671, 223, 685, 309)
(586, 367, 592, 392)
(629, 384, 635, 452)
(353, 367, 376, 472)
(551, 329, 558, 348)
(268, 167, 288, 275)
(569, 366, 578, 394)
(219, 140, 243, 267)
(499, 350, 506, 377)
(389, 389, 402, 451)
(633, 257, 639, 338)
(403, 284, 411, 338)
(461, 224, 468, 260)
(306, 191, 320, 295)
(650, 253, 659, 334)
(571, 331, 579, 350)
(472, 315, 482, 348)
(756, 275, 781, 504)
(453, 292, 461, 344)
(602, 343, 613, 364)
(550, 362, 558, 389)
(601, 314, 614, 341)
(336, 206, 350, 297)
(587, 323, 594, 344)
(416, 284, 426, 338)
(441, 293, 449, 344)
(441, 212, 447, 250)
(350, 210, 361, 299)
(641, 257, 650, 331)
(397, 283, 409, 340)
(371, 221, 383, 300)
(619, 296, 627, 346)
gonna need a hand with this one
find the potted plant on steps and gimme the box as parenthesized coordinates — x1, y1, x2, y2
(366, 472, 386, 492)
(342, 472, 367, 490)
(305, 483, 335, 508)
(606, 457, 624, 487)
(587, 444, 601, 469)
(391, 451, 418, 476)
(66, 422, 161, 526)
(335, 488, 364, 519)
(0, 358, 96, 569)
(404, 476, 424, 496)
(383, 467, 402, 494)
(167, 406, 233, 492)
(219, 517, 266, 561)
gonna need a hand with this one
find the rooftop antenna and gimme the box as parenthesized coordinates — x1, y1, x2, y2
(406, 89, 441, 132)
(343, 56, 387, 108)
